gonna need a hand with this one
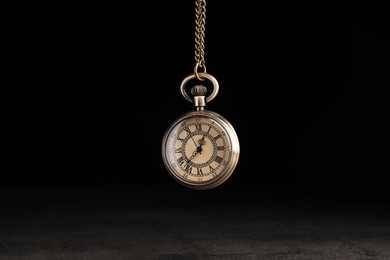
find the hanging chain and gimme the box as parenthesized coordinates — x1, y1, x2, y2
(194, 0, 207, 80)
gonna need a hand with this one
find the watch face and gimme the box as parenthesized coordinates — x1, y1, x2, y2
(162, 110, 239, 189)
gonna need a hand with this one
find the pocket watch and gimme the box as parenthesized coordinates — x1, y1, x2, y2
(161, 73, 240, 190)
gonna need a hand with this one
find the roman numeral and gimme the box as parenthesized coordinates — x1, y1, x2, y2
(207, 124, 212, 133)
(195, 123, 202, 131)
(197, 168, 204, 176)
(214, 134, 221, 140)
(183, 126, 191, 135)
(214, 156, 223, 164)
(209, 166, 216, 177)
(177, 157, 188, 166)
(185, 164, 192, 173)
(217, 146, 225, 151)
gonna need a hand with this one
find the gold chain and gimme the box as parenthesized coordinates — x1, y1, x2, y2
(194, 0, 207, 80)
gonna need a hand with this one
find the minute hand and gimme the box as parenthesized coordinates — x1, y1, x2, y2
(190, 135, 198, 148)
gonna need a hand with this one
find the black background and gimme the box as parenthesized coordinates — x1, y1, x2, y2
(2, 3, 390, 259)
(6, 2, 390, 201)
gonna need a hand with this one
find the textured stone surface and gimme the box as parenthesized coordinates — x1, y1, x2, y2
(1, 184, 389, 260)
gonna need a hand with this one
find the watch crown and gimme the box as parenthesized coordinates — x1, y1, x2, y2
(191, 85, 207, 110)
(191, 85, 207, 97)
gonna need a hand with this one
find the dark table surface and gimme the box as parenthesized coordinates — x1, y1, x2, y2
(1, 182, 389, 260)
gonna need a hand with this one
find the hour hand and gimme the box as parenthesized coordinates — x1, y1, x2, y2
(189, 151, 198, 160)
(197, 135, 206, 153)
(198, 135, 206, 146)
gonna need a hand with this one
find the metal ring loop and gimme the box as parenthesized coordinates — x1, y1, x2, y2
(180, 73, 219, 103)
(194, 63, 207, 81)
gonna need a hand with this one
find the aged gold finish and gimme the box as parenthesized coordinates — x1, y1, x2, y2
(194, 0, 207, 80)
(180, 72, 219, 104)
(161, 0, 240, 190)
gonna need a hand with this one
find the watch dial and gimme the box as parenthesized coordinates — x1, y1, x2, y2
(163, 114, 233, 186)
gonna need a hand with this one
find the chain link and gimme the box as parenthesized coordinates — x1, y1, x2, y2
(194, 0, 207, 79)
